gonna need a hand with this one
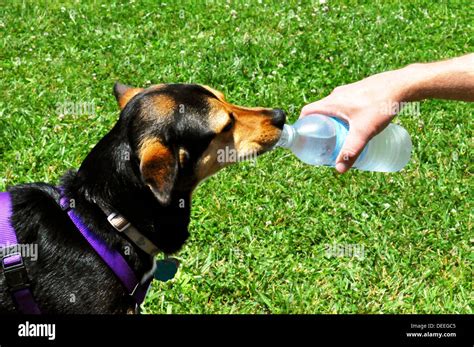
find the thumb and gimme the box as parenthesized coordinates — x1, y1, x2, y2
(335, 127, 370, 174)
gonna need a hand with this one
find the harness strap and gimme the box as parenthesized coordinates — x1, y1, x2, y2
(59, 195, 151, 306)
(0, 192, 41, 314)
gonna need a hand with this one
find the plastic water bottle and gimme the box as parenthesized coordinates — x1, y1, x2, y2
(275, 114, 412, 172)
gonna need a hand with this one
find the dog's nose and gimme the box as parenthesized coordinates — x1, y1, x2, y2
(271, 109, 286, 128)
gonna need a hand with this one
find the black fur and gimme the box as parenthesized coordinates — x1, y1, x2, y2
(0, 84, 217, 314)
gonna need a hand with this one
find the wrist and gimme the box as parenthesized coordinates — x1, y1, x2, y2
(393, 63, 429, 102)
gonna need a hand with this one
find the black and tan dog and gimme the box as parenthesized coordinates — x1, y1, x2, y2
(0, 83, 285, 313)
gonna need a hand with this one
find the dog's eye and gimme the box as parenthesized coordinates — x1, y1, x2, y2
(222, 113, 235, 132)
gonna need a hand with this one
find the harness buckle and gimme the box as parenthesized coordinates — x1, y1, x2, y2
(1, 252, 31, 292)
(107, 213, 131, 232)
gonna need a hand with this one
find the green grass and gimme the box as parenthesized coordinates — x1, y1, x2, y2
(0, 0, 472, 314)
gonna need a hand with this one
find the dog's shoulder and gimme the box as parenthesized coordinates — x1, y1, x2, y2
(8, 182, 65, 243)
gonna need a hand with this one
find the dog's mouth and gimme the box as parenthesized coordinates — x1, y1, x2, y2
(241, 108, 286, 157)
(239, 129, 283, 158)
(268, 129, 284, 151)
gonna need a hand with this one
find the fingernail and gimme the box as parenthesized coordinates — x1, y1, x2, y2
(336, 162, 348, 173)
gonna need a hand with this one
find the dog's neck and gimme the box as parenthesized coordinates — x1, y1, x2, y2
(63, 123, 191, 256)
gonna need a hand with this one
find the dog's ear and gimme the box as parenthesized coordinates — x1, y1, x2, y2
(139, 139, 177, 205)
(113, 82, 144, 110)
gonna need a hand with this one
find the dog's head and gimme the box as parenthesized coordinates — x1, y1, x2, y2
(114, 83, 286, 205)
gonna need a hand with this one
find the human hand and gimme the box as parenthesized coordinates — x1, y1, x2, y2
(300, 69, 412, 173)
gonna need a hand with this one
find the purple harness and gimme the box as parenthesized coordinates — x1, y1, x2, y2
(0, 191, 152, 313)
(0, 192, 41, 314)
(59, 194, 152, 306)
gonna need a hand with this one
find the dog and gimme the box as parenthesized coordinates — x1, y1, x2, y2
(0, 83, 286, 314)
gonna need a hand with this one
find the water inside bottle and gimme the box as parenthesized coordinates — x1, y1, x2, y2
(277, 114, 411, 172)
(291, 132, 337, 166)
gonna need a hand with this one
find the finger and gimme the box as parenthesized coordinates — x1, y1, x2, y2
(335, 128, 370, 174)
(299, 100, 349, 121)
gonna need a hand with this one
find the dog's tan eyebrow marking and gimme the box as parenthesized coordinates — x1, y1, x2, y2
(152, 94, 176, 115)
(139, 93, 176, 121)
(207, 98, 233, 132)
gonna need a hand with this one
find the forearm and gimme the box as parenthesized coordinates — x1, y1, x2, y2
(399, 53, 474, 102)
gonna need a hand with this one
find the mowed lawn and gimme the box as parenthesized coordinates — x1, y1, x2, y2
(0, 0, 472, 313)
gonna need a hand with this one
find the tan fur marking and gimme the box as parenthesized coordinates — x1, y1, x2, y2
(149, 94, 176, 119)
(206, 98, 232, 132)
(118, 88, 144, 110)
(195, 137, 230, 181)
(201, 85, 226, 100)
(178, 147, 189, 167)
(194, 87, 282, 183)
(148, 83, 166, 91)
(139, 138, 176, 204)
(139, 138, 173, 180)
